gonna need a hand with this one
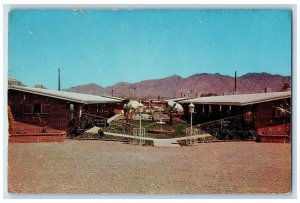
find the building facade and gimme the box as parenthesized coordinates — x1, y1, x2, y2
(8, 86, 124, 142)
(180, 91, 291, 143)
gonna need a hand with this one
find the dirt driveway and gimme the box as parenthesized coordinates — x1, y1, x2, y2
(7, 140, 291, 194)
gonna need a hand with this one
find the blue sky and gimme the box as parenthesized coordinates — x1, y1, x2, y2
(8, 9, 291, 89)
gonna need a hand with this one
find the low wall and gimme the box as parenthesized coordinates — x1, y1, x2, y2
(256, 134, 290, 143)
(9, 132, 66, 143)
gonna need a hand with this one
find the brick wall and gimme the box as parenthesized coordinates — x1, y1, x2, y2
(9, 132, 66, 143)
(8, 89, 123, 142)
(8, 89, 70, 131)
(256, 100, 290, 136)
(256, 99, 291, 143)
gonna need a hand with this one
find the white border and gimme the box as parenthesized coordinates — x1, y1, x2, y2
(1, 1, 298, 202)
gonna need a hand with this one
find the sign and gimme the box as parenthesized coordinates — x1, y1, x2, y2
(93, 118, 107, 127)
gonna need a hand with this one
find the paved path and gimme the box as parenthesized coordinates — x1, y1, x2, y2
(107, 114, 124, 124)
(152, 139, 180, 147)
(103, 132, 211, 147)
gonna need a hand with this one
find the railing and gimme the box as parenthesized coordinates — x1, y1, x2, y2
(79, 113, 108, 128)
(67, 111, 108, 138)
(185, 113, 257, 144)
(185, 127, 201, 145)
(99, 120, 146, 145)
(133, 127, 146, 145)
(102, 121, 134, 135)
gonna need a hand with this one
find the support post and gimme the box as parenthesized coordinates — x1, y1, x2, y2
(190, 112, 193, 136)
(139, 112, 142, 145)
(234, 71, 237, 92)
(58, 68, 61, 91)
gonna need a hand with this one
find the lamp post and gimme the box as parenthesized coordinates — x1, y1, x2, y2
(138, 102, 144, 145)
(189, 103, 195, 137)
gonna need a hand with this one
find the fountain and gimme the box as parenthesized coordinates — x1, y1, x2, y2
(157, 118, 165, 131)
(148, 117, 175, 135)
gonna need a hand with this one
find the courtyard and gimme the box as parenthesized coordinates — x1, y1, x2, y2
(8, 140, 291, 195)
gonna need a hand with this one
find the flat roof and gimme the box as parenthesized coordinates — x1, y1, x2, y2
(165, 97, 194, 102)
(8, 85, 124, 104)
(180, 91, 291, 106)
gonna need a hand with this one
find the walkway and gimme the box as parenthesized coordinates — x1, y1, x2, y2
(103, 131, 211, 147)
(152, 139, 180, 147)
(107, 114, 124, 124)
(84, 126, 211, 147)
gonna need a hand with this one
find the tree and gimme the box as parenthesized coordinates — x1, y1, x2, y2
(123, 100, 142, 123)
(123, 103, 131, 123)
(165, 101, 183, 125)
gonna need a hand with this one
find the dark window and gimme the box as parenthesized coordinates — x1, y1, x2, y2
(70, 104, 74, 111)
(41, 104, 50, 114)
(24, 104, 33, 113)
(34, 104, 41, 113)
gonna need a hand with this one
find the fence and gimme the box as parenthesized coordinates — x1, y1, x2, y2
(101, 120, 146, 145)
(185, 113, 257, 145)
(66, 111, 108, 137)
(185, 127, 201, 145)
(133, 127, 146, 145)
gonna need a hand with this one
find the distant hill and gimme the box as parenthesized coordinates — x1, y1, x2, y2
(66, 83, 106, 95)
(65, 72, 291, 99)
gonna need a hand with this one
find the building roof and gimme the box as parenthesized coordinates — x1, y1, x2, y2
(165, 97, 194, 103)
(180, 91, 291, 106)
(8, 85, 124, 104)
(100, 95, 124, 101)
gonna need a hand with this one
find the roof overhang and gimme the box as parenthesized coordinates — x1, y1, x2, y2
(180, 92, 291, 106)
(8, 86, 123, 104)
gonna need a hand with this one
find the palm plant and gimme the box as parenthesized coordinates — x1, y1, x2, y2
(165, 101, 183, 125)
(123, 103, 132, 123)
(123, 100, 143, 123)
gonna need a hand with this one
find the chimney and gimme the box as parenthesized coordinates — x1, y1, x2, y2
(58, 68, 61, 91)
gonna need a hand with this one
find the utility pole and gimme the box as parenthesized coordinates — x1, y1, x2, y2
(58, 68, 61, 91)
(234, 71, 237, 93)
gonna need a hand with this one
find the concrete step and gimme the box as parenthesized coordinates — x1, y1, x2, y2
(153, 139, 180, 147)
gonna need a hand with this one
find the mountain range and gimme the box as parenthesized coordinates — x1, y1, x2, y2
(65, 72, 291, 99)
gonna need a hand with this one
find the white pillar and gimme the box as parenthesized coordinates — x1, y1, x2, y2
(139, 112, 142, 144)
(190, 112, 193, 135)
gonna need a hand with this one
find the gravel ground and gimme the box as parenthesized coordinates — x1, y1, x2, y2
(8, 140, 291, 194)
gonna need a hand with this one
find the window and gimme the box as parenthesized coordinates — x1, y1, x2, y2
(41, 104, 50, 114)
(70, 104, 74, 111)
(24, 104, 50, 114)
(24, 104, 33, 113)
(34, 104, 41, 113)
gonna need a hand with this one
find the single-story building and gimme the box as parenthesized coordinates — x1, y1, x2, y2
(180, 91, 291, 143)
(165, 97, 194, 103)
(8, 85, 124, 142)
